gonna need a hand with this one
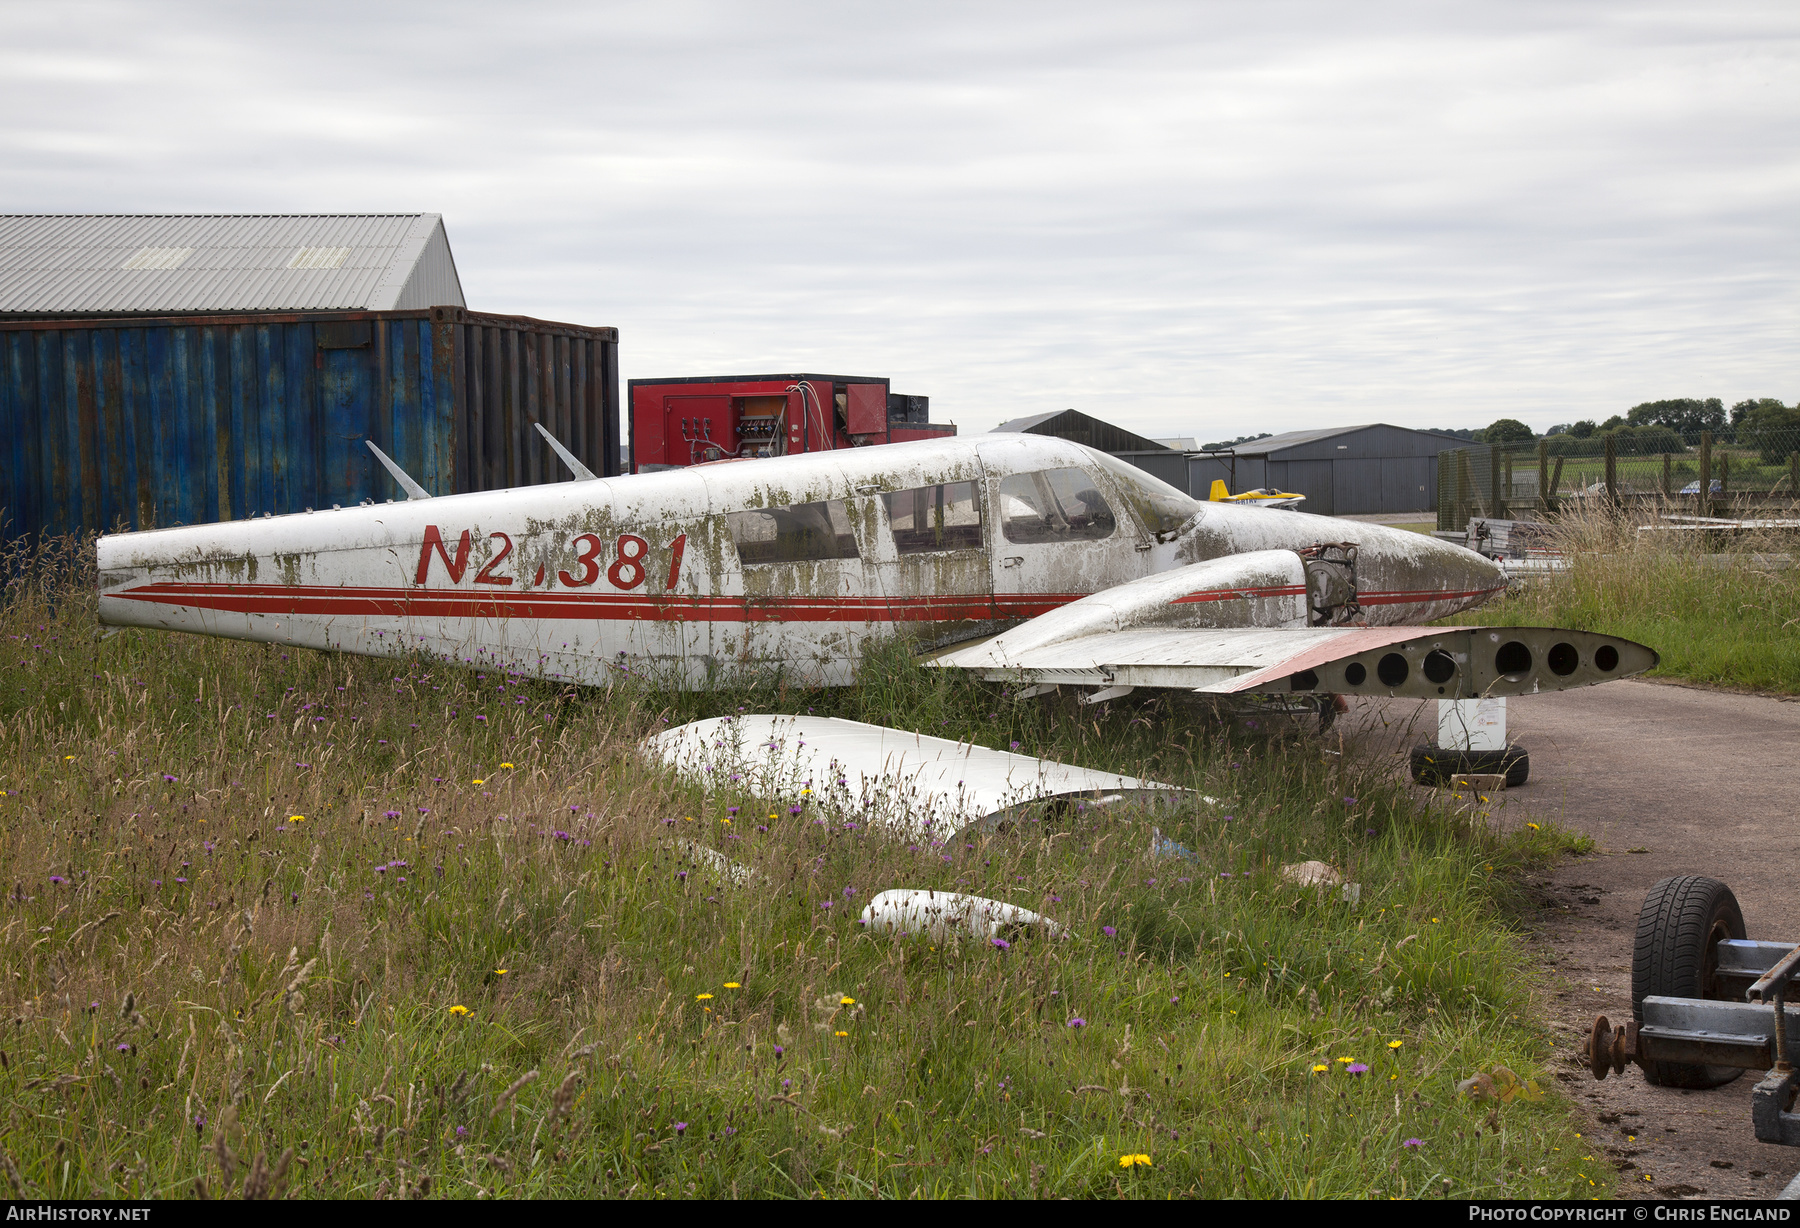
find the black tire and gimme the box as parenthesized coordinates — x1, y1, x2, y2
(1409, 744, 1529, 788)
(1632, 875, 1747, 1089)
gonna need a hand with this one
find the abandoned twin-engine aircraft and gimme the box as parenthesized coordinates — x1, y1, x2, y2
(95, 432, 1653, 707)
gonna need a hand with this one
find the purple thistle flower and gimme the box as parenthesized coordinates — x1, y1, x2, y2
(384, 810, 401, 818)
(1102, 926, 1116, 937)
(820, 900, 834, 909)
(991, 938, 1011, 951)
(1067, 1018, 1086, 1029)
(673, 1122, 687, 1135)
(1347, 1063, 1369, 1076)
(1343, 797, 1357, 806)
(456, 1126, 468, 1137)
(1403, 1138, 1423, 1149)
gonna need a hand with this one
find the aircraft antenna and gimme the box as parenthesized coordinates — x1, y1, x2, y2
(532, 422, 600, 481)
(364, 440, 432, 500)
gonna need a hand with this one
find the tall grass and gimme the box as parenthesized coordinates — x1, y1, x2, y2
(0, 540, 1599, 1198)
(1452, 503, 1800, 693)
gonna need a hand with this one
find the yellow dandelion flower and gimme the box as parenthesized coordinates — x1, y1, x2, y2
(1336, 1056, 1355, 1064)
(289, 815, 306, 822)
(1526, 822, 1541, 831)
(448, 1005, 470, 1016)
(800, 787, 812, 795)
(834, 1030, 848, 1037)
(696, 993, 713, 1001)
(684, 816, 694, 822)
(500, 762, 514, 769)
(1311, 1064, 1329, 1073)
(840, 996, 856, 1005)
(1118, 1154, 1152, 1168)
(472, 778, 485, 785)
(63, 755, 75, 761)
(723, 982, 741, 989)
(1388, 1040, 1403, 1049)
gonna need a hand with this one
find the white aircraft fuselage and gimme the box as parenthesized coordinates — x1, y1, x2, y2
(96, 434, 1505, 689)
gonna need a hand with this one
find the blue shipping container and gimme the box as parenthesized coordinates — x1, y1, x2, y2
(0, 306, 619, 540)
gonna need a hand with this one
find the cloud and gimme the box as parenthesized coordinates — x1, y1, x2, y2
(1, 0, 1795, 435)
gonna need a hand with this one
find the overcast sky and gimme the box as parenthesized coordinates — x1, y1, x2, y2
(2, 1, 1795, 439)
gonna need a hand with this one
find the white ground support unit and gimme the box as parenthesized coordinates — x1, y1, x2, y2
(641, 714, 1184, 841)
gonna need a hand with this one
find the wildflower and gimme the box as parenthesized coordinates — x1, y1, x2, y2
(1526, 822, 1541, 831)
(500, 762, 514, 769)
(1067, 1018, 1086, 1029)
(1311, 1064, 1329, 1074)
(773, 1046, 784, 1058)
(456, 1126, 468, 1137)
(1347, 1063, 1369, 1076)
(696, 993, 713, 1001)
(991, 938, 1011, 951)
(1118, 1154, 1152, 1168)
(448, 1005, 470, 1016)
(1102, 925, 1116, 937)
(1343, 796, 1357, 806)
(289, 814, 305, 823)
(495, 968, 507, 976)
(162, 774, 176, 782)
(117, 1043, 130, 1052)
(1388, 1040, 1403, 1050)
(1335, 1056, 1355, 1064)
(840, 996, 856, 1005)
(834, 1030, 848, 1038)
(724, 982, 741, 989)
(674, 1121, 688, 1135)
(384, 810, 400, 818)
(820, 900, 833, 909)
(1403, 1138, 1423, 1150)
(63, 755, 74, 761)
(472, 778, 485, 785)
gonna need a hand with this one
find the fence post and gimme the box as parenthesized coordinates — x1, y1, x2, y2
(1603, 432, 1618, 511)
(1697, 431, 1713, 517)
(1537, 440, 1550, 517)
(1489, 445, 1504, 520)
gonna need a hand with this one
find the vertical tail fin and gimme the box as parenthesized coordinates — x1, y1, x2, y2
(1209, 479, 1229, 502)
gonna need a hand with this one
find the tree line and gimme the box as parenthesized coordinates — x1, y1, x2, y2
(1474, 398, 1799, 462)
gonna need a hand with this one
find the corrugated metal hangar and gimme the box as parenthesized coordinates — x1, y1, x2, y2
(0, 214, 619, 542)
(1185, 424, 1464, 516)
(994, 413, 1461, 516)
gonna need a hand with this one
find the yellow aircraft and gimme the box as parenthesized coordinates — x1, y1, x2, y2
(1209, 479, 1306, 510)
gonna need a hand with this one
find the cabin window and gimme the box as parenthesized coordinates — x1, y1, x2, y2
(725, 500, 861, 565)
(883, 482, 983, 554)
(997, 469, 1117, 544)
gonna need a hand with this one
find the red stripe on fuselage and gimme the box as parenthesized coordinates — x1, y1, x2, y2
(108, 579, 1503, 625)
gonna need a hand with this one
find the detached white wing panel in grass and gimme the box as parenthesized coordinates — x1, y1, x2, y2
(642, 715, 1183, 840)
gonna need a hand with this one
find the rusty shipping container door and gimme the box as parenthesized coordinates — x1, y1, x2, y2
(0, 306, 618, 541)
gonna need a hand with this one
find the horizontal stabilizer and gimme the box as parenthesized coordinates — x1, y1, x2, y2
(642, 714, 1184, 839)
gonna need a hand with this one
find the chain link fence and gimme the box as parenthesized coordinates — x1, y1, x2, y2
(1437, 426, 1800, 532)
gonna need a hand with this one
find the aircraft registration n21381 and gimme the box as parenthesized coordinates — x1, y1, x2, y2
(95, 433, 1653, 703)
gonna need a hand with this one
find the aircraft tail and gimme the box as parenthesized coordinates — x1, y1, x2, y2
(1209, 479, 1229, 502)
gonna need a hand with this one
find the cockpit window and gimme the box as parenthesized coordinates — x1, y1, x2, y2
(1087, 450, 1202, 539)
(725, 500, 861, 564)
(997, 469, 1116, 544)
(884, 481, 983, 554)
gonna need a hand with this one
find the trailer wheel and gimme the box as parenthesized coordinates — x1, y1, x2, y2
(1409, 744, 1529, 788)
(1632, 875, 1747, 1089)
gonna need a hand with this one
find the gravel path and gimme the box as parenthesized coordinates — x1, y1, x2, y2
(1349, 680, 1800, 1200)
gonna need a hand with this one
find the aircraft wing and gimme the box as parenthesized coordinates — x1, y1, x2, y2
(932, 551, 1657, 699)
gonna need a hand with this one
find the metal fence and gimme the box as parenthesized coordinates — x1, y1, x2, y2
(1437, 427, 1800, 532)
